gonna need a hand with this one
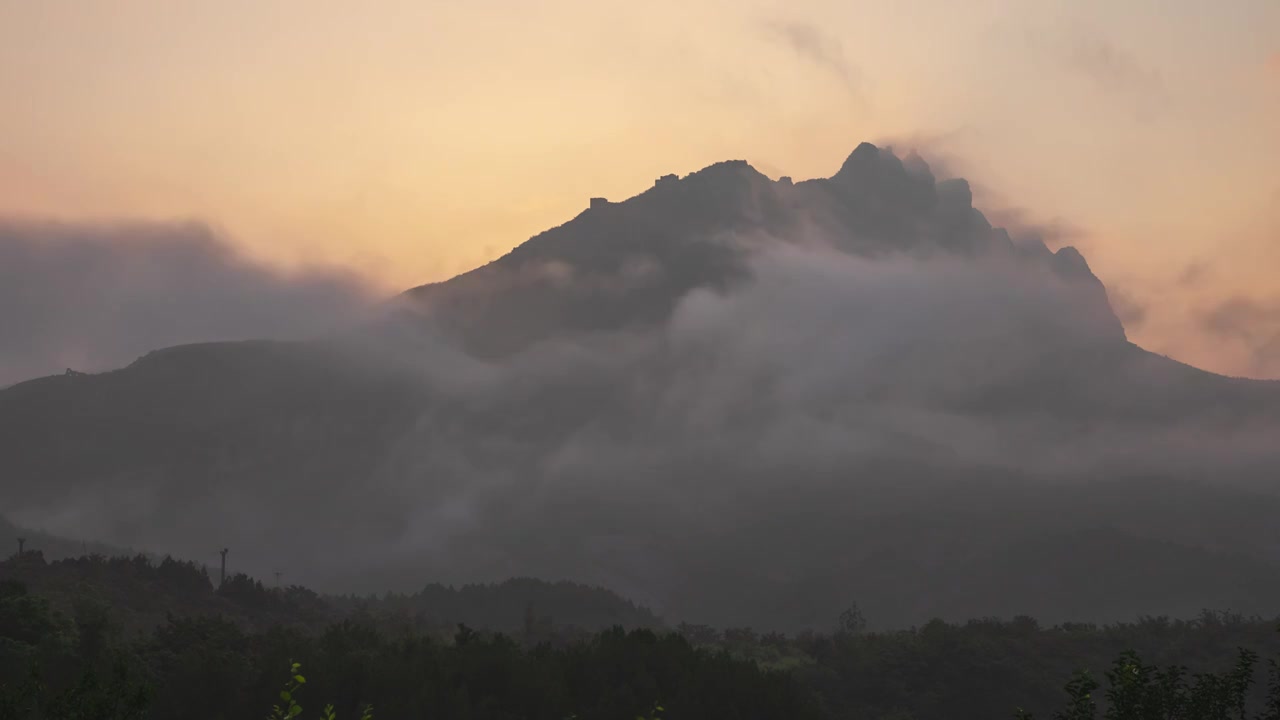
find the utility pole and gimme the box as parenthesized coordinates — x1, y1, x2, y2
(273, 570, 284, 588)
(16, 538, 25, 555)
(219, 548, 229, 587)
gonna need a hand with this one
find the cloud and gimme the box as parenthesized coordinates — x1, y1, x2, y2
(1107, 285, 1148, 330)
(1178, 260, 1212, 287)
(1060, 28, 1170, 119)
(1201, 295, 1280, 376)
(978, 206, 1088, 249)
(866, 134, 1092, 255)
(763, 19, 862, 100)
(869, 130, 974, 181)
(0, 218, 379, 387)
(325, 237, 1280, 619)
(1001, 20, 1171, 121)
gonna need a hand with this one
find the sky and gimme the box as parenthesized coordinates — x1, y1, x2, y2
(1, 0, 1278, 378)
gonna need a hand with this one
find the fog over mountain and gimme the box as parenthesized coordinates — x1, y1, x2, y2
(3, 143, 1279, 631)
(0, 218, 376, 388)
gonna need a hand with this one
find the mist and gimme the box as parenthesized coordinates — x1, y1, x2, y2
(344, 239, 1280, 608)
(0, 218, 379, 388)
(3, 146, 1279, 631)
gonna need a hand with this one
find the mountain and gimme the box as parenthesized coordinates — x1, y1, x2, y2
(0, 514, 142, 561)
(1, 143, 1278, 631)
(396, 144, 1123, 357)
(0, 547, 661, 638)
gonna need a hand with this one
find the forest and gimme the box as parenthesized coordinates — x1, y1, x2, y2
(3, 549, 1280, 719)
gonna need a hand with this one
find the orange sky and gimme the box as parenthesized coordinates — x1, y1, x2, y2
(1, 0, 1277, 377)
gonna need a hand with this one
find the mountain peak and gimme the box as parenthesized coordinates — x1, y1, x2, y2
(394, 142, 1131, 354)
(836, 142, 883, 178)
(1050, 245, 1096, 281)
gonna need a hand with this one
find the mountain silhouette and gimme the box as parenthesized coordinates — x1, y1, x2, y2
(394, 143, 1122, 357)
(1, 143, 1278, 631)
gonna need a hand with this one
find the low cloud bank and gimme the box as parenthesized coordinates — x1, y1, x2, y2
(0, 218, 378, 387)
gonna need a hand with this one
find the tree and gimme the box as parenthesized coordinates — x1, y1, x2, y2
(836, 602, 866, 636)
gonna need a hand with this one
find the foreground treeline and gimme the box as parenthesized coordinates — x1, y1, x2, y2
(0, 577, 815, 719)
(682, 612, 1280, 718)
(5, 552, 1280, 719)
